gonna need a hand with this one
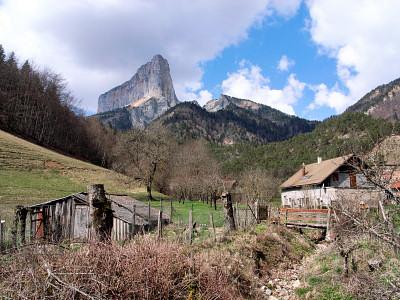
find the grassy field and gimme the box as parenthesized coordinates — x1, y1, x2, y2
(0, 129, 140, 224)
(0, 130, 224, 230)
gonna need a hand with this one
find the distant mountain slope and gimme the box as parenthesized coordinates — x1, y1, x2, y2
(346, 78, 400, 121)
(96, 55, 179, 128)
(211, 112, 399, 177)
(150, 95, 318, 144)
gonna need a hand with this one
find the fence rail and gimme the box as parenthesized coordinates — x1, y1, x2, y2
(279, 208, 330, 228)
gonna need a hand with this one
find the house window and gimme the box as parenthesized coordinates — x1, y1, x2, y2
(350, 173, 357, 188)
(332, 172, 339, 182)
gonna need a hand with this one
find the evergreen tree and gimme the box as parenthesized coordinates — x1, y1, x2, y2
(0, 44, 5, 63)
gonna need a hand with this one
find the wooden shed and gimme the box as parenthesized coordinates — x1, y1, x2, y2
(23, 192, 169, 242)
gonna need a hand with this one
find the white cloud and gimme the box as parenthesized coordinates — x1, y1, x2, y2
(182, 89, 213, 106)
(197, 90, 214, 105)
(306, 0, 400, 113)
(221, 63, 305, 115)
(307, 83, 350, 113)
(0, 0, 301, 112)
(269, 0, 302, 17)
(277, 55, 294, 71)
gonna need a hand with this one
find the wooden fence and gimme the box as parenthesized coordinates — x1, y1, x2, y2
(279, 208, 330, 228)
(0, 219, 5, 252)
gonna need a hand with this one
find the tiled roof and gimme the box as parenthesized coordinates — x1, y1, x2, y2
(281, 155, 353, 189)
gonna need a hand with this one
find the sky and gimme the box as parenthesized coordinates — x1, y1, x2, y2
(0, 0, 399, 120)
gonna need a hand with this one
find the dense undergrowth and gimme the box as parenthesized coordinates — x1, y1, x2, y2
(0, 224, 314, 299)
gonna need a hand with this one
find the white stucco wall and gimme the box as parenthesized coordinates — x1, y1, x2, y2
(281, 187, 383, 208)
(281, 187, 337, 208)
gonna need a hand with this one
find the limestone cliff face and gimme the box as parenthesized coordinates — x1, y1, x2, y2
(97, 55, 179, 127)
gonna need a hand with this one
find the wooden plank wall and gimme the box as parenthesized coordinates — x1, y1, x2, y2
(112, 218, 130, 241)
(30, 198, 76, 241)
(28, 200, 141, 242)
(279, 208, 329, 228)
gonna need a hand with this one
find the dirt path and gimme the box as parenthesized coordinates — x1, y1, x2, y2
(258, 243, 329, 300)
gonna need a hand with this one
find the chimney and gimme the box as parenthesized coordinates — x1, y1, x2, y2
(317, 157, 322, 164)
(302, 162, 306, 176)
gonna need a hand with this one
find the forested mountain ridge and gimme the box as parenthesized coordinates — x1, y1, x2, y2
(211, 112, 400, 178)
(150, 95, 318, 144)
(346, 77, 400, 121)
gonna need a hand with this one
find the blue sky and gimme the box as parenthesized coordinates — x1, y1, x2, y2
(201, 3, 339, 120)
(0, 1, 399, 120)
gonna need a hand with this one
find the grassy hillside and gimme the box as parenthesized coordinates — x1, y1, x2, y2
(0, 129, 139, 223)
(0, 129, 224, 229)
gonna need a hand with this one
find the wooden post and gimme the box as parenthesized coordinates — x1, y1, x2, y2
(87, 184, 113, 242)
(131, 204, 136, 238)
(188, 208, 193, 244)
(222, 192, 236, 232)
(325, 207, 332, 241)
(209, 213, 216, 242)
(255, 200, 259, 223)
(157, 210, 162, 240)
(19, 207, 28, 245)
(285, 209, 288, 226)
(12, 206, 21, 248)
(235, 202, 240, 228)
(28, 209, 33, 242)
(169, 198, 173, 223)
(0, 218, 4, 252)
(245, 206, 248, 227)
(148, 200, 151, 232)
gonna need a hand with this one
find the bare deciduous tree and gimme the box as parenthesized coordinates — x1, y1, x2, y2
(114, 127, 172, 200)
(239, 169, 279, 205)
(168, 140, 222, 205)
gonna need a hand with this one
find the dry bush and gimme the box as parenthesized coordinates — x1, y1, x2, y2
(0, 236, 256, 299)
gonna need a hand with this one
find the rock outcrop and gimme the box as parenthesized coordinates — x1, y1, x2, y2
(96, 54, 179, 128)
(346, 78, 400, 122)
(204, 94, 261, 112)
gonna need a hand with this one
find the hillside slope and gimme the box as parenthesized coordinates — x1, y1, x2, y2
(346, 77, 400, 121)
(150, 95, 318, 144)
(0, 129, 138, 223)
(212, 112, 399, 178)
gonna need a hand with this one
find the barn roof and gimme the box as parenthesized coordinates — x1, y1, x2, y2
(27, 193, 87, 208)
(27, 193, 168, 225)
(281, 154, 354, 189)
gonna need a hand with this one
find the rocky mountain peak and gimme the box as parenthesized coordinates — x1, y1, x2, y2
(96, 54, 179, 128)
(97, 54, 178, 114)
(204, 94, 261, 112)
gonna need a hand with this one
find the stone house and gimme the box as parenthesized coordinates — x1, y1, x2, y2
(280, 155, 382, 208)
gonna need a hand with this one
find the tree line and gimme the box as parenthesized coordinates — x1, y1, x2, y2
(0, 45, 279, 204)
(0, 45, 115, 166)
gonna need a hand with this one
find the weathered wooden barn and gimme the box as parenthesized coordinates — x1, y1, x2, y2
(18, 189, 169, 243)
(280, 155, 383, 209)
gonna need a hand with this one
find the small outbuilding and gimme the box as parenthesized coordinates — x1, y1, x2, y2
(18, 186, 169, 243)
